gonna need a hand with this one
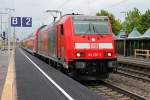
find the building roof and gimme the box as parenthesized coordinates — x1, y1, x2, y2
(141, 27, 150, 38)
(128, 27, 141, 39)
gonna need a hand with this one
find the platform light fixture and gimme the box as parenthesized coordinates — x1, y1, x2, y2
(45, 10, 62, 23)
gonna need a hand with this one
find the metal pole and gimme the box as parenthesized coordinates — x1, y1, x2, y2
(120, 11, 127, 57)
(5, 8, 15, 57)
(0, 15, 2, 36)
(8, 12, 11, 56)
(120, 11, 127, 32)
(59, 10, 62, 17)
(13, 27, 16, 50)
(0, 13, 8, 50)
(0, 15, 2, 49)
(124, 39, 126, 56)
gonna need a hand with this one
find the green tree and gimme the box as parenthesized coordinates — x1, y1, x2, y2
(124, 8, 142, 34)
(96, 10, 122, 35)
(140, 9, 150, 33)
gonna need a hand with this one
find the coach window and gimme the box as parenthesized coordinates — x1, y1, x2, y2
(60, 24, 64, 35)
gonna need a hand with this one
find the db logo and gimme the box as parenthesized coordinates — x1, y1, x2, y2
(90, 43, 99, 49)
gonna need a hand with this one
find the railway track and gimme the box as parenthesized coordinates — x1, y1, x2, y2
(116, 67, 150, 83)
(81, 80, 146, 100)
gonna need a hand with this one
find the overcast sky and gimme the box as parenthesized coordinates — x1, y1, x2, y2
(0, 0, 150, 40)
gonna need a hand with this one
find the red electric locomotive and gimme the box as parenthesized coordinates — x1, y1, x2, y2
(23, 14, 117, 79)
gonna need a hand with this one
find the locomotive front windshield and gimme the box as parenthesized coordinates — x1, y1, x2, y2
(72, 16, 110, 34)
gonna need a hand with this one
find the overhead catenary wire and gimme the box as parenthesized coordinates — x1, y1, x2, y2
(101, 0, 128, 10)
(57, 0, 70, 10)
(89, 0, 129, 17)
(56, 0, 129, 16)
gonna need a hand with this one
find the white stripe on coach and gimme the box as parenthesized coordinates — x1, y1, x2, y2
(19, 49, 74, 100)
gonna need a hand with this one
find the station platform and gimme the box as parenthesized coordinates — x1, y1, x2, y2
(117, 55, 150, 68)
(14, 48, 105, 100)
(0, 50, 8, 98)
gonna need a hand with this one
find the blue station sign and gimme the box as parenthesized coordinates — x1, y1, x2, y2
(11, 17, 32, 27)
(22, 17, 32, 27)
(11, 17, 21, 27)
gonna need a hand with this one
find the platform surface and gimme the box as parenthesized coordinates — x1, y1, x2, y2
(0, 50, 8, 98)
(117, 55, 150, 68)
(15, 48, 105, 100)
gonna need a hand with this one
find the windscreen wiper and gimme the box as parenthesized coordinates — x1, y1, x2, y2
(85, 24, 91, 33)
(92, 24, 103, 37)
(92, 24, 98, 33)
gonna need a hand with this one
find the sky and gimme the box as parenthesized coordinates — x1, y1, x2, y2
(0, 0, 150, 40)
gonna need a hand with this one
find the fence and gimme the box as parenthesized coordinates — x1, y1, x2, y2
(134, 49, 150, 59)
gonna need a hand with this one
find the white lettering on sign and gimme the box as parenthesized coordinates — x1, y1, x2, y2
(26, 17, 31, 25)
(12, 18, 18, 25)
(11, 17, 32, 27)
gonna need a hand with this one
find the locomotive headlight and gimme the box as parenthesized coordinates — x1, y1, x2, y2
(76, 52, 85, 57)
(91, 38, 96, 42)
(76, 53, 81, 57)
(104, 52, 112, 57)
(108, 53, 112, 56)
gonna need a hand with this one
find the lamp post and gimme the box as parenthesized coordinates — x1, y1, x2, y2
(120, 11, 127, 57)
(0, 12, 8, 50)
(5, 8, 15, 58)
(120, 11, 127, 32)
(0, 13, 8, 34)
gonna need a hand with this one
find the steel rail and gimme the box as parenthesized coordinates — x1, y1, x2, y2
(117, 67, 150, 78)
(116, 70, 150, 83)
(101, 81, 147, 100)
(117, 59, 150, 69)
(85, 80, 147, 100)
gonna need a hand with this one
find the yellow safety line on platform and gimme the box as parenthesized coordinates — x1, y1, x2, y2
(1, 51, 16, 100)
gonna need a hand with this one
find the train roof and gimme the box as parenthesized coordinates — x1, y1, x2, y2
(62, 13, 108, 18)
(55, 14, 109, 24)
(62, 14, 109, 20)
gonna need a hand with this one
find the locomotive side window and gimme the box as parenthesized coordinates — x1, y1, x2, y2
(60, 24, 64, 35)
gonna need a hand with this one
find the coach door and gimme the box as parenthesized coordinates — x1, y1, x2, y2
(57, 24, 64, 59)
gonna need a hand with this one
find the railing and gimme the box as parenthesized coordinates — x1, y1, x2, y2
(135, 49, 150, 59)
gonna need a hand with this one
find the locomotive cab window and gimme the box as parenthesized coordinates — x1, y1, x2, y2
(72, 16, 110, 35)
(60, 24, 64, 35)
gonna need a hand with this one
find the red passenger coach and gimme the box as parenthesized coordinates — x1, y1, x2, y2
(21, 33, 34, 52)
(22, 25, 47, 53)
(22, 14, 117, 79)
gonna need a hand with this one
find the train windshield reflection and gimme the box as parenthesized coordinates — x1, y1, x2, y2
(73, 17, 110, 34)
